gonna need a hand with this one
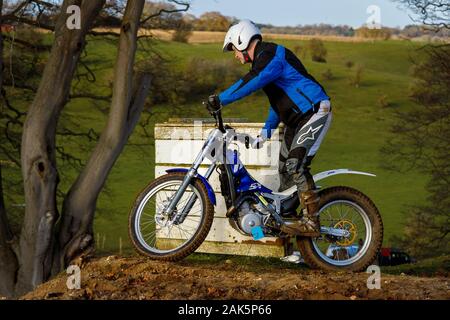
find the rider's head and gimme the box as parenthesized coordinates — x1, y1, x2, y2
(223, 20, 262, 64)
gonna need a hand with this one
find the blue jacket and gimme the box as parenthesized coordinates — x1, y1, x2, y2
(219, 42, 329, 139)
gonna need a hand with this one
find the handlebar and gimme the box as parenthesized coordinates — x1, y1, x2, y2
(203, 101, 255, 149)
(216, 110, 225, 133)
(203, 101, 225, 133)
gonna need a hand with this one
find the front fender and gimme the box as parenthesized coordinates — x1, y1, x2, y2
(313, 169, 376, 183)
(165, 169, 216, 205)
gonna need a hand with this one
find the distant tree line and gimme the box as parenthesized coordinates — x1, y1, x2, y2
(139, 3, 450, 39)
(260, 23, 356, 37)
(135, 2, 450, 39)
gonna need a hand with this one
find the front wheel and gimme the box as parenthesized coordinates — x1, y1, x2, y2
(128, 172, 214, 261)
(297, 186, 383, 272)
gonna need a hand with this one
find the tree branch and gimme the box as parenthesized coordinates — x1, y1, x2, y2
(140, 0, 190, 25)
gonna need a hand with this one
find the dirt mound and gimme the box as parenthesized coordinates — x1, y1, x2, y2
(22, 256, 449, 300)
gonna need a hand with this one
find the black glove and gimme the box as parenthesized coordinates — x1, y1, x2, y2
(206, 94, 222, 113)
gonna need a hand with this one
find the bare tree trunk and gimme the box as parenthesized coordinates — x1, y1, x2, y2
(56, 0, 150, 268)
(17, 0, 105, 296)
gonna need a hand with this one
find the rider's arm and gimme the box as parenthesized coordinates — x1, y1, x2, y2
(261, 106, 280, 140)
(218, 50, 283, 106)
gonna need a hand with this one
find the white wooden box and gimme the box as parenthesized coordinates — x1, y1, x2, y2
(155, 120, 288, 257)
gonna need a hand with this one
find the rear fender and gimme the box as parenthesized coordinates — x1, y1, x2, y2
(313, 169, 376, 183)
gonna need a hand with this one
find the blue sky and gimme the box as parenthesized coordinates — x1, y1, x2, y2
(189, 0, 416, 28)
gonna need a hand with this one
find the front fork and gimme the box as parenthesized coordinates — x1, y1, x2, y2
(164, 130, 222, 223)
(164, 163, 216, 220)
(172, 164, 216, 224)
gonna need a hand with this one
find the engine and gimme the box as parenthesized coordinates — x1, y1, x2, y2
(230, 201, 268, 236)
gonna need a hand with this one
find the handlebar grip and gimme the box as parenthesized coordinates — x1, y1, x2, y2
(245, 136, 250, 149)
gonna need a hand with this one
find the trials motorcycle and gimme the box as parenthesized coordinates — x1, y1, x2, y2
(128, 107, 383, 271)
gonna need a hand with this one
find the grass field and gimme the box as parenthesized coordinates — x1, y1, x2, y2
(19, 35, 429, 255)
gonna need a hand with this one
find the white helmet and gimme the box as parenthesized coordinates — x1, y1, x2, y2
(223, 19, 262, 52)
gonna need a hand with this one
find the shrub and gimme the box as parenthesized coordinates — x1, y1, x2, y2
(349, 63, 364, 87)
(183, 58, 244, 95)
(293, 45, 307, 60)
(377, 94, 391, 108)
(136, 54, 187, 105)
(322, 68, 334, 80)
(137, 56, 245, 105)
(172, 29, 192, 43)
(2, 26, 47, 87)
(345, 60, 354, 69)
(356, 27, 392, 40)
(308, 38, 327, 63)
(172, 21, 193, 43)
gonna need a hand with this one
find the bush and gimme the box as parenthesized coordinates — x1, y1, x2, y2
(308, 38, 327, 63)
(136, 54, 187, 105)
(293, 45, 307, 60)
(345, 60, 354, 69)
(356, 27, 391, 40)
(136, 56, 245, 105)
(349, 63, 364, 87)
(172, 29, 192, 43)
(194, 11, 231, 31)
(182, 58, 244, 95)
(377, 94, 391, 108)
(172, 21, 193, 43)
(321, 69, 334, 80)
(2, 26, 47, 87)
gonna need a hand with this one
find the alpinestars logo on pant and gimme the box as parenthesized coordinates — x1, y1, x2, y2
(297, 125, 324, 145)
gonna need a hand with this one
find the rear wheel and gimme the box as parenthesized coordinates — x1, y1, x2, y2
(297, 186, 383, 272)
(128, 172, 214, 261)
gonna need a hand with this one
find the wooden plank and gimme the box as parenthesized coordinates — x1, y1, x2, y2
(156, 238, 285, 258)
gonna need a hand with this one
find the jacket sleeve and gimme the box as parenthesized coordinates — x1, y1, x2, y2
(218, 49, 283, 106)
(261, 106, 280, 140)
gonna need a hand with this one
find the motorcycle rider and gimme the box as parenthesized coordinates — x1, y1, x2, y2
(206, 20, 332, 237)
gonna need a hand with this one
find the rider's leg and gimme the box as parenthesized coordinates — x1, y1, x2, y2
(284, 102, 333, 236)
(293, 159, 322, 236)
(278, 127, 295, 192)
(283, 148, 321, 236)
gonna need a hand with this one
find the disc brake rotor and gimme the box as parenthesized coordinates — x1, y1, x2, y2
(334, 220, 357, 246)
